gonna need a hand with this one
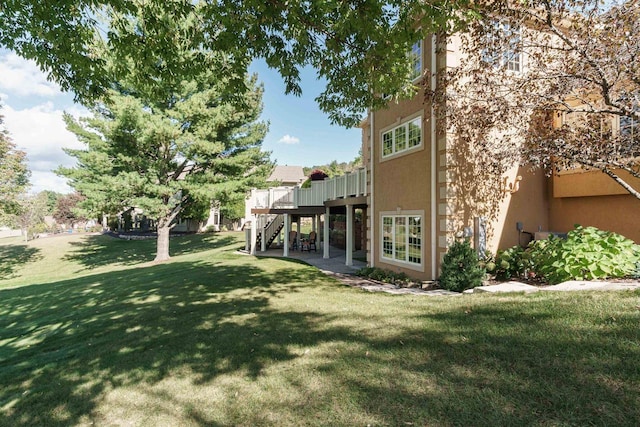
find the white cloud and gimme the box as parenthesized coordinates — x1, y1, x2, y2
(2, 102, 87, 194)
(278, 134, 300, 144)
(0, 52, 61, 98)
(29, 171, 73, 195)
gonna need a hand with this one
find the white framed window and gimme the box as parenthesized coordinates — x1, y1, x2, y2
(381, 40, 423, 99)
(381, 214, 422, 266)
(620, 115, 637, 140)
(381, 116, 422, 158)
(482, 21, 521, 73)
(410, 40, 423, 81)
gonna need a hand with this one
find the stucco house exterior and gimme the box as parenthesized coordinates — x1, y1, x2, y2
(246, 30, 640, 282)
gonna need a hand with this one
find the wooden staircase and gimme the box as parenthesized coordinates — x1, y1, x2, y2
(255, 214, 285, 250)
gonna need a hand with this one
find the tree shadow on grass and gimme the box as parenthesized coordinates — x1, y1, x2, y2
(0, 243, 42, 280)
(62, 233, 238, 270)
(1, 255, 639, 426)
(0, 257, 340, 426)
(324, 297, 640, 426)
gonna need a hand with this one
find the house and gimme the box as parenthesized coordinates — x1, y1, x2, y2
(246, 26, 640, 282)
(267, 165, 307, 187)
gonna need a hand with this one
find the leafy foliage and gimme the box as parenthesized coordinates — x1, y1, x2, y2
(434, 0, 640, 201)
(53, 193, 87, 227)
(0, 108, 30, 215)
(1, 1, 469, 126)
(57, 12, 271, 261)
(484, 246, 529, 281)
(528, 226, 640, 285)
(439, 239, 485, 292)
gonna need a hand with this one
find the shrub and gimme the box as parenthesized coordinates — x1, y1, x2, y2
(356, 266, 412, 287)
(528, 225, 640, 284)
(439, 239, 485, 292)
(485, 245, 531, 281)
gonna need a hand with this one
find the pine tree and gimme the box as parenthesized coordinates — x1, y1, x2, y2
(59, 73, 270, 261)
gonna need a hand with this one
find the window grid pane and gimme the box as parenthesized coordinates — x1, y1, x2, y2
(408, 217, 422, 264)
(408, 119, 421, 147)
(382, 131, 393, 156)
(382, 217, 393, 258)
(394, 217, 407, 261)
(395, 126, 407, 152)
(410, 41, 422, 80)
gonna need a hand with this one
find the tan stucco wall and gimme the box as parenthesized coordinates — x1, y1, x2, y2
(494, 167, 550, 249)
(370, 38, 435, 281)
(550, 172, 640, 242)
(553, 169, 640, 198)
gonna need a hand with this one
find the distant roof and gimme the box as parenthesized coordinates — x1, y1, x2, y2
(267, 165, 307, 185)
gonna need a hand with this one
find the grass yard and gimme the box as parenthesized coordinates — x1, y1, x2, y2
(1, 232, 639, 426)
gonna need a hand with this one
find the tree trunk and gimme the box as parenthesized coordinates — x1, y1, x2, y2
(155, 221, 171, 262)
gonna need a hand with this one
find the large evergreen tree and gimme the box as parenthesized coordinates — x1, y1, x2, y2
(59, 72, 270, 261)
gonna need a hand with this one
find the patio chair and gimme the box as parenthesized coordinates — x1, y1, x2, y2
(289, 230, 298, 250)
(308, 231, 317, 252)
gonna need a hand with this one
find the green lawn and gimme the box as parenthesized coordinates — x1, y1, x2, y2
(1, 232, 639, 426)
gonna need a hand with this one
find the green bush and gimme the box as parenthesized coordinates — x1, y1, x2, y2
(529, 225, 640, 284)
(484, 245, 531, 281)
(356, 266, 412, 287)
(439, 239, 485, 292)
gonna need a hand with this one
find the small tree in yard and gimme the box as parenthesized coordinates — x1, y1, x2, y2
(432, 0, 640, 201)
(439, 239, 485, 292)
(14, 194, 48, 242)
(58, 10, 271, 262)
(53, 192, 87, 229)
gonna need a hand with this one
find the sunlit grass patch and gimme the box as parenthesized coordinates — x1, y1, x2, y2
(0, 233, 639, 426)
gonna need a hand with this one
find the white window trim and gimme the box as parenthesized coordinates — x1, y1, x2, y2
(380, 113, 424, 161)
(410, 39, 423, 83)
(379, 210, 425, 272)
(482, 21, 523, 74)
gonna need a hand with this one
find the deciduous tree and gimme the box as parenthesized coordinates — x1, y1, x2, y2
(0, 107, 30, 215)
(53, 192, 87, 228)
(1, 0, 467, 126)
(433, 0, 640, 200)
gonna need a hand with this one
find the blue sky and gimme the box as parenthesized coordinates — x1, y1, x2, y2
(0, 50, 362, 194)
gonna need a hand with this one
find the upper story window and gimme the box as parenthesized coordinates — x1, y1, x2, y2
(410, 40, 422, 81)
(482, 21, 521, 73)
(620, 115, 638, 140)
(381, 116, 422, 158)
(381, 40, 423, 99)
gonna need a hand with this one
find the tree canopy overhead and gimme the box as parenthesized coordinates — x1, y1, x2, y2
(0, 0, 467, 126)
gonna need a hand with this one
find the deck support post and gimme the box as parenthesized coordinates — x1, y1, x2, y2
(250, 214, 257, 255)
(283, 213, 290, 257)
(346, 204, 353, 266)
(260, 214, 266, 252)
(323, 207, 330, 259)
(296, 217, 301, 248)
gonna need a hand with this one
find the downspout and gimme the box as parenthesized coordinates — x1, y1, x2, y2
(430, 34, 437, 280)
(369, 108, 375, 267)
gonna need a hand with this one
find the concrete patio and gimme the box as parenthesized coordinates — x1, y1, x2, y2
(249, 243, 368, 275)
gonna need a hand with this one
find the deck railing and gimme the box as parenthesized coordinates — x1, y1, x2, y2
(247, 167, 367, 211)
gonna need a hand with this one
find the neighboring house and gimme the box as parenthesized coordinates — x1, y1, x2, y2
(246, 31, 640, 282)
(267, 165, 307, 187)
